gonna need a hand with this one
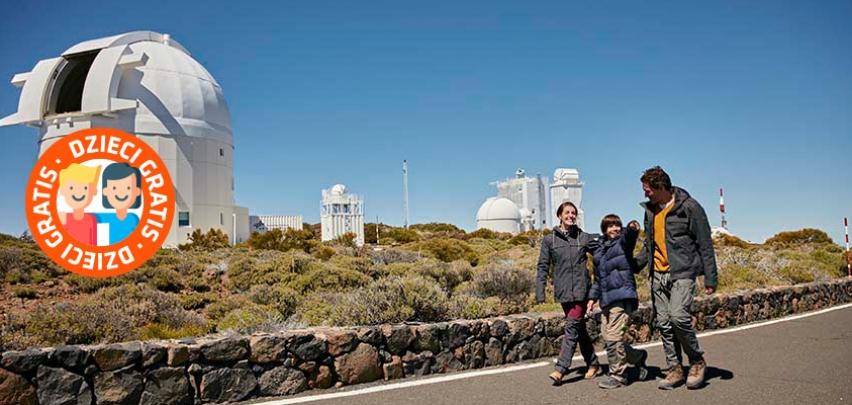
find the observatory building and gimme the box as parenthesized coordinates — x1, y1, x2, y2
(321, 184, 365, 246)
(549, 168, 585, 230)
(250, 215, 303, 233)
(0, 31, 249, 246)
(493, 168, 549, 231)
(475, 197, 522, 234)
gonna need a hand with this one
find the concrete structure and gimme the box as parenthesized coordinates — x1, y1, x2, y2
(0, 31, 249, 246)
(475, 197, 521, 234)
(321, 184, 364, 246)
(250, 215, 303, 233)
(493, 168, 549, 231)
(549, 168, 585, 230)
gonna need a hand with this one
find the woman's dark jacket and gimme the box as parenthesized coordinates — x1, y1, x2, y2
(536, 226, 599, 303)
(589, 227, 640, 308)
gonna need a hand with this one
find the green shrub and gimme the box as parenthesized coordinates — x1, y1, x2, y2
(718, 264, 772, 291)
(64, 274, 120, 293)
(448, 295, 499, 319)
(13, 286, 38, 301)
(332, 233, 358, 248)
(470, 261, 534, 302)
(714, 233, 751, 248)
(779, 265, 816, 284)
(404, 238, 479, 265)
(313, 245, 336, 261)
(384, 228, 420, 244)
(178, 292, 216, 310)
(179, 228, 230, 251)
(226, 251, 309, 291)
(465, 228, 510, 241)
(289, 262, 372, 293)
(216, 304, 285, 333)
(247, 284, 299, 318)
(295, 293, 339, 326)
(137, 323, 209, 340)
(247, 228, 318, 253)
(400, 276, 449, 321)
(766, 228, 833, 245)
(507, 230, 545, 247)
(22, 285, 205, 346)
(414, 260, 473, 293)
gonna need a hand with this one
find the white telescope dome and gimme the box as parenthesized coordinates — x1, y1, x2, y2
(476, 197, 521, 234)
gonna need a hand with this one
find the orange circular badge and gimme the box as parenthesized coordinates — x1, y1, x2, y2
(25, 128, 175, 278)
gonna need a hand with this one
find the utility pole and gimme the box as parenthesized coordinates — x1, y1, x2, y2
(845, 217, 850, 277)
(720, 188, 727, 230)
(403, 160, 410, 229)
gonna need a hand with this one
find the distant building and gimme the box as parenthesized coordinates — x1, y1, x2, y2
(549, 168, 585, 230)
(493, 168, 549, 231)
(250, 215, 303, 233)
(476, 197, 522, 234)
(321, 184, 364, 246)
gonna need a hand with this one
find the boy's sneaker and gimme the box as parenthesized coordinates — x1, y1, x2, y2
(598, 374, 627, 389)
(686, 358, 707, 389)
(657, 365, 684, 390)
(584, 365, 602, 379)
(633, 349, 649, 381)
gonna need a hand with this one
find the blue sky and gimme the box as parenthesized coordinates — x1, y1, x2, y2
(1, 0, 850, 243)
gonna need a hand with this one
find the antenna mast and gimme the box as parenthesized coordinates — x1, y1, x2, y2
(403, 160, 410, 229)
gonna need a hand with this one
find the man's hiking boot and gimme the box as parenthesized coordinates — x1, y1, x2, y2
(657, 365, 684, 390)
(549, 370, 565, 386)
(633, 349, 649, 381)
(598, 374, 627, 389)
(584, 365, 602, 379)
(686, 358, 707, 389)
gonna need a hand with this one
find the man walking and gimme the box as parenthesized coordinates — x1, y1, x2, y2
(637, 166, 718, 390)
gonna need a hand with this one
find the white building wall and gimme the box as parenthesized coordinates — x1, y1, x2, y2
(250, 215, 303, 233)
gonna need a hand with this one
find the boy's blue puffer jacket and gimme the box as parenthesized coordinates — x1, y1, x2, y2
(589, 227, 640, 308)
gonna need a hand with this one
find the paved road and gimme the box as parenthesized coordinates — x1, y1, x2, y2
(246, 305, 852, 405)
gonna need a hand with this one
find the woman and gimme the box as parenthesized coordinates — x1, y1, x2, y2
(536, 201, 601, 385)
(587, 214, 648, 389)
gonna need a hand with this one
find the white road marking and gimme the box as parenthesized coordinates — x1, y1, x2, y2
(248, 302, 852, 405)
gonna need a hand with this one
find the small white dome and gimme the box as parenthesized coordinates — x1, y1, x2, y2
(476, 197, 521, 221)
(330, 184, 347, 195)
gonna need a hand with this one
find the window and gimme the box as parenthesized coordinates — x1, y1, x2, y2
(219, 148, 224, 157)
(179, 211, 190, 227)
(53, 52, 99, 114)
(220, 212, 224, 225)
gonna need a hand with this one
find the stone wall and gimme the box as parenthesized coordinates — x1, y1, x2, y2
(2, 278, 851, 405)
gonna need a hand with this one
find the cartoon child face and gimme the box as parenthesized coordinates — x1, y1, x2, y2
(59, 180, 97, 211)
(102, 174, 141, 212)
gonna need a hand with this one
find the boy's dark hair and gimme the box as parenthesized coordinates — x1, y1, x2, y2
(641, 166, 673, 191)
(600, 214, 623, 235)
(556, 201, 578, 218)
(102, 162, 142, 209)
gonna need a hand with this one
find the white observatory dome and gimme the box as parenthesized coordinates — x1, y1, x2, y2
(476, 197, 521, 234)
(0, 31, 247, 247)
(330, 184, 347, 196)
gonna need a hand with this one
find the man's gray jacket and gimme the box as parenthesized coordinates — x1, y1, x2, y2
(637, 186, 718, 287)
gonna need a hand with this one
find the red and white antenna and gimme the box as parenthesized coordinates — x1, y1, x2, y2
(720, 188, 727, 230)
(845, 217, 850, 277)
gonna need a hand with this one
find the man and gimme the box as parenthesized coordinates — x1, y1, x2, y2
(536, 201, 601, 385)
(636, 166, 718, 390)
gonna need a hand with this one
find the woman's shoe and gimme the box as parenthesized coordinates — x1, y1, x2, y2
(584, 365, 602, 379)
(549, 371, 565, 386)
